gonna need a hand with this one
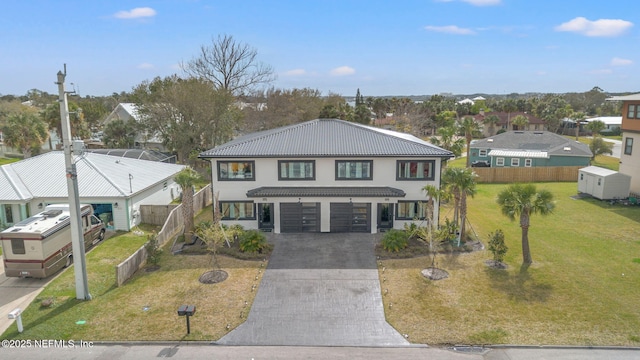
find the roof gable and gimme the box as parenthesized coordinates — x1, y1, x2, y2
(200, 119, 453, 158)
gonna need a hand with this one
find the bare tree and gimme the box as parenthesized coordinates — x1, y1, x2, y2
(181, 34, 276, 95)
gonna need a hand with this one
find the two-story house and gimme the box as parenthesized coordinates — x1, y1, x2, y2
(199, 119, 453, 233)
(606, 94, 640, 195)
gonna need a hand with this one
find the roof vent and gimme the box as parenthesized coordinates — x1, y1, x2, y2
(487, 138, 494, 142)
(563, 146, 571, 151)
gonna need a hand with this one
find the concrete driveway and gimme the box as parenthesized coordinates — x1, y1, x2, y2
(217, 233, 410, 347)
(0, 259, 48, 334)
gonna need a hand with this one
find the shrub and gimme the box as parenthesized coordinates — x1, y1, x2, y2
(239, 230, 267, 253)
(381, 229, 409, 252)
(488, 229, 508, 263)
(145, 232, 163, 266)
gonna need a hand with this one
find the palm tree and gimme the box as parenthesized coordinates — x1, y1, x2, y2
(422, 184, 448, 229)
(483, 114, 500, 136)
(174, 167, 202, 240)
(496, 183, 555, 265)
(585, 119, 605, 137)
(430, 125, 465, 158)
(570, 111, 586, 140)
(511, 114, 529, 131)
(459, 117, 482, 167)
(501, 99, 518, 130)
(441, 167, 477, 241)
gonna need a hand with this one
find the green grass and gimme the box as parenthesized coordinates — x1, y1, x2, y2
(0, 157, 20, 166)
(592, 155, 619, 171)
(381, 182, 640, 346)
(2, 211, 266, 341)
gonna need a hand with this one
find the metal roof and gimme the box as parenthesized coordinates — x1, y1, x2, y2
(606, 93, 640, 101)
(471, 131, 592, 157)
(0, 152, 185, 201)
(246, 186, 406, 198)
(199, 119, 453, 158)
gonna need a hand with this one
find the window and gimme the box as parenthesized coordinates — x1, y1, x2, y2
(11, 239, 25, 255)
(396, 160, 435, 180)
(598, 178, 602, 186)
(3, 204, 13, 224)
(496, 157, 505, 166)
(278, 160, 315, 180)
(218, 161, 255, 181)
(624, 137, 633, 155)
(525, 159, 532, 167)
(396, 201, 428, 220)
(336, 160, 372, 180)
(220, 202, 255, 220)
(511, 158, 520, 167)
(479, 149, 487, 157)
(628, 104, 636, 119)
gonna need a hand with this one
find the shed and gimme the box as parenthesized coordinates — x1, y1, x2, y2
(578, 166, 631, 200)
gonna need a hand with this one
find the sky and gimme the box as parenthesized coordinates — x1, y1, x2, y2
(1, 0, 639, 97)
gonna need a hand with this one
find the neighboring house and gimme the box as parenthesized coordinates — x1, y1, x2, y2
(0, 151, 184, 231)
(606, 94, 640, 195)
(469, 131, 593, 168)
(101, 103, 166, 151)
(578, 166, 630, 200)
(473, 111, 546, 136)
(584, 116, 622, 131)
(199, 119, 453, 234)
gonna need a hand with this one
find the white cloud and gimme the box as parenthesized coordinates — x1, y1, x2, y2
(114, 7, 157, 19)
(425, 25, 475, 35)
(284, 69, 306, 76)
(555, 17, 633, 37)
(462, 0, 501, 6)
(330, 66, 355, 76)
(137, 63, 154, 69)
(611, 57, 633, 66)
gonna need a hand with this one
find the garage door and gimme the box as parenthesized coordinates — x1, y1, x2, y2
(330, 203, 371, 233)
(280, 203, 320, 233)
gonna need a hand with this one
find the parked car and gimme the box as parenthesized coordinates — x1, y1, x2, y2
(471, 160, 491, 167)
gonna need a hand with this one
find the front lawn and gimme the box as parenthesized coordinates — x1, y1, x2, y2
(0, 157, 20, 166)
(381, 182, 640, 346)
(2, 220, 266, 341)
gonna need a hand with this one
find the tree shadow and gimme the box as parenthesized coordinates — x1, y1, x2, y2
(484, 262, 553, 303)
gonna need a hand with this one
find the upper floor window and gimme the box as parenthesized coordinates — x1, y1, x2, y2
(396, 160, 435, 180)
(279, 160, 315, 180)
(336, 160, 373, 180)
(628, 104, 637, 119)
(218, 161, 255, 181)
(479, 149, 488, 157)
(624, 137, 633, 155)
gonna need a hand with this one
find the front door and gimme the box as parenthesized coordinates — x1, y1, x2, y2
(258, 203, 274, 231)
(377, 203, 393, 231)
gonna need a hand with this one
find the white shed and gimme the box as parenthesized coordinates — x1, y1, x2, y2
(578, 166, 631, 200)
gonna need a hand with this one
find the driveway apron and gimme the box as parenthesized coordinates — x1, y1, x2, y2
(216, 233, 409, 346)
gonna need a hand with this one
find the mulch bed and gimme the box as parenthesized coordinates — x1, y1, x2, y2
(198, 269, 229, 284)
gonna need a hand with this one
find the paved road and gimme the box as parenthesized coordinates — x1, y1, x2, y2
(1, 344, 640, 360)
(217, 233, 409, 346)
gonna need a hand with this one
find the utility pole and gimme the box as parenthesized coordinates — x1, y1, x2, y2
(56, 64, 91, 300)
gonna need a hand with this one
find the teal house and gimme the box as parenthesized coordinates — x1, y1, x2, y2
(469, 131, 593, 168)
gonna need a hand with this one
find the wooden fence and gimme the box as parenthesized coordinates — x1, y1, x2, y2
(115, 184, 212, 286)
(473, 166, 582, 183)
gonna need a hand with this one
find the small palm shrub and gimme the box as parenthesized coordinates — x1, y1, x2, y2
(381, 229, 409, 252)
(488, 229, 508, 263)
(239, 230, 267, 253)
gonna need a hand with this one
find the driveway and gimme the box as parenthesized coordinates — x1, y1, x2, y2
(216, 233, 410, 346)
(0, 259, 49, 334)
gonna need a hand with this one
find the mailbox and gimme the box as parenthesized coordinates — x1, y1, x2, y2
(177, 305, 195, 316)
(8, 308, 22, 320)
(177, 304, 196, 334)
